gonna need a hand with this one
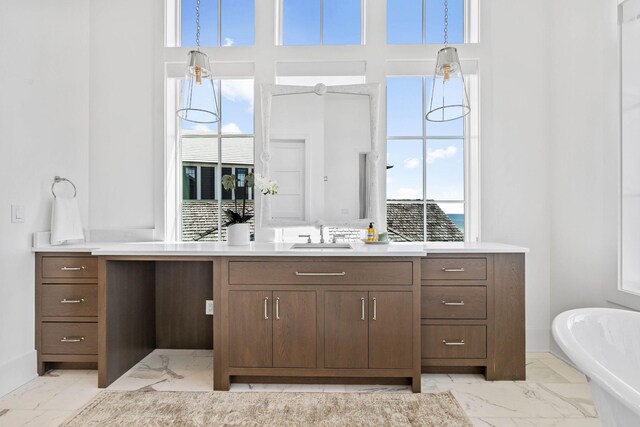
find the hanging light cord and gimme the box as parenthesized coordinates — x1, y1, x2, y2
(444, 0, 449, 46)
(196, 0, 201, 48)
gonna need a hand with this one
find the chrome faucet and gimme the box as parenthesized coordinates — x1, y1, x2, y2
(319, 225, 325, 244)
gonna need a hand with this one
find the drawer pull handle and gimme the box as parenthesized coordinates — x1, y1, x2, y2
(442, 300, 465, 306)
(264, 297, 269, 320)
(295, 272, 346, 276)
(372, 297, 377, 320)
(442, 339, 465, 346)
(61, 336, 85, 343)
(361, 298, 366, 320)
(61, 266, 86, 271)
(60, 298, 85, 304)
(275, 297, 280, 320)
(441, 268, 465, 272)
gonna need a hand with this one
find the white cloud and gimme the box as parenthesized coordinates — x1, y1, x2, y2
(403, 157, 421, 169)
(221, 79, 254, 110)
(223, 37, 234, 47)
(426, 146, 458, 164)
(221, 122, 242, 134)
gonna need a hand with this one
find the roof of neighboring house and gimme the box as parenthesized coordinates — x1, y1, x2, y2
(181, 136, 254, 165)
(182, 200, 463, 242)
(182, 200, 255, 241)
(386, 202, 464, 242)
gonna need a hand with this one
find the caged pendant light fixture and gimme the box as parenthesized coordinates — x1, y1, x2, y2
(177, 0, 220, 123)
(425, 0, 471, 122)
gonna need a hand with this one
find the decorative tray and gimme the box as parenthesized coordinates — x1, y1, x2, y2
(361, 239, 390, 245)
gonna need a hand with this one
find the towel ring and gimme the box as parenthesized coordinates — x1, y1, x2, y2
(51, 176, 77, 198)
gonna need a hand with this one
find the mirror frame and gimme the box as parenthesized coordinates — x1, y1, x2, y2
(259, 83, 382, 229)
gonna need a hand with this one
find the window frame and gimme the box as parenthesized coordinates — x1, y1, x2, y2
(609, 0, 640, 310)
(276, 0, 366, 46)
(169, 0, 255, 47)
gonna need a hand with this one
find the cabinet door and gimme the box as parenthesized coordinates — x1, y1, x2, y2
(369, 291, 413, 369)
(324, 291, 368, 369)
(273, 291, 317, 368)
(228, 291, 272, 367)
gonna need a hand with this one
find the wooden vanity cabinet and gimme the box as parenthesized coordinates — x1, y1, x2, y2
(420, 253, 525, 381)
(35, 252, 98, 374)
(228, 290, 316, 369)
(324, 291, 413, 369)
(217, 257, 421, 392)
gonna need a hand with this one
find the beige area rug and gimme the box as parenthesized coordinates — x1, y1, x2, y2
(62, 390, 472, 426)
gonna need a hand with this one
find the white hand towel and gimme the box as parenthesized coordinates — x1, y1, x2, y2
(51, 196, 85, 245)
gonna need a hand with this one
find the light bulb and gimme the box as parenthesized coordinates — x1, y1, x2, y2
(195, 66, 202, 85)
(443, 65, 450, 84)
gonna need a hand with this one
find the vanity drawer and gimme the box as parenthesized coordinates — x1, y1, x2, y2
(228, 261, 413, 285)
(41, 322, 98, 355)
(42, 256, 98, 279)
(41, 285, 98, 317)
(421, 286, 486, 319)
(421, 258, 487, 281)
(421, 325, 486, 359)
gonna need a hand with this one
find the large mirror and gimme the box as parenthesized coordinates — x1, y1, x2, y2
(259, 83, 382, 229)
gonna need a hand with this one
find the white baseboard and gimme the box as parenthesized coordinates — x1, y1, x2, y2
(526, 328, 550, 352)
(0, 350, 37, 398)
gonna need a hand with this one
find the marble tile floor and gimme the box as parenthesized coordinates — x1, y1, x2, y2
(0, 350, 600, 427)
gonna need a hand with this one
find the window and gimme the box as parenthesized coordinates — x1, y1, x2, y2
(165, 2, 480, 243)
(179, 0, 254, 47)
(386, 76, 466, 242)
(179, 78, 255, 241)
(280, 0, 362, 45)
(387, 0, 465, 44)
(614, 0, 640, 308)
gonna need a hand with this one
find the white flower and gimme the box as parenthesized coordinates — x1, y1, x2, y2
(255, 174, 278, 195)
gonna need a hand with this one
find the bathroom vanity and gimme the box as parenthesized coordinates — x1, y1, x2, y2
(33, 242, 526, 393)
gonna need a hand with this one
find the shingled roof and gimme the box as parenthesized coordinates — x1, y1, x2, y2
(387, 202, 464, 242)
(182, 200, 463, 242)
(182, 200, 255, 241)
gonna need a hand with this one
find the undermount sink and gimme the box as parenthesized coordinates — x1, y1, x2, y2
(290, 242, 353, 249)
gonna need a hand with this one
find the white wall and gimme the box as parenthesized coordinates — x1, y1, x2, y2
(0, 0, 90, 396)
(548, 0, 621, 354)
(88, 0, 156, 230)
(480, 0, 553, 350)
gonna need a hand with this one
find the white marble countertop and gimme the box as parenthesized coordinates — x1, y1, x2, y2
(33, 240, 528, 256)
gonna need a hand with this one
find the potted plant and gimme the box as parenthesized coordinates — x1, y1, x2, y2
(222, 173, 278, 246)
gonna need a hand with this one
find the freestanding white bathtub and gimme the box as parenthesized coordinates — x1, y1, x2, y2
(552, 308, 640, 427)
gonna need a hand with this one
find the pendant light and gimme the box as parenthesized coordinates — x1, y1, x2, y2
(425, 0, 471, 122)
(176, 0, 220, 123)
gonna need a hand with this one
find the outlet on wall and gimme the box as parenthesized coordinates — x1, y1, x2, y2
(205, 300, 214, 316)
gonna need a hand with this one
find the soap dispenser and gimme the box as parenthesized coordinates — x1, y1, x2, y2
(367, 222, 376, 242)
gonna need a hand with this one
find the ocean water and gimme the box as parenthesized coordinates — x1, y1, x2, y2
(448, 214, 464, 232)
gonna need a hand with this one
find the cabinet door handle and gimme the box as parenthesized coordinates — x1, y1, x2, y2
(61, 266, 85, 271)
(442, 339, 465, 346)
(61, 336, 85, 343)
(295, 272, 346, 276)
(441, 300, 465, 306)
(60, 298, 85, 304)
(275, 297, 280, 320)
(264, 297, 269, 320)
(372, 297, 377, 320)
(360, 297, 365, 320)
(441, 267, 465, 272)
